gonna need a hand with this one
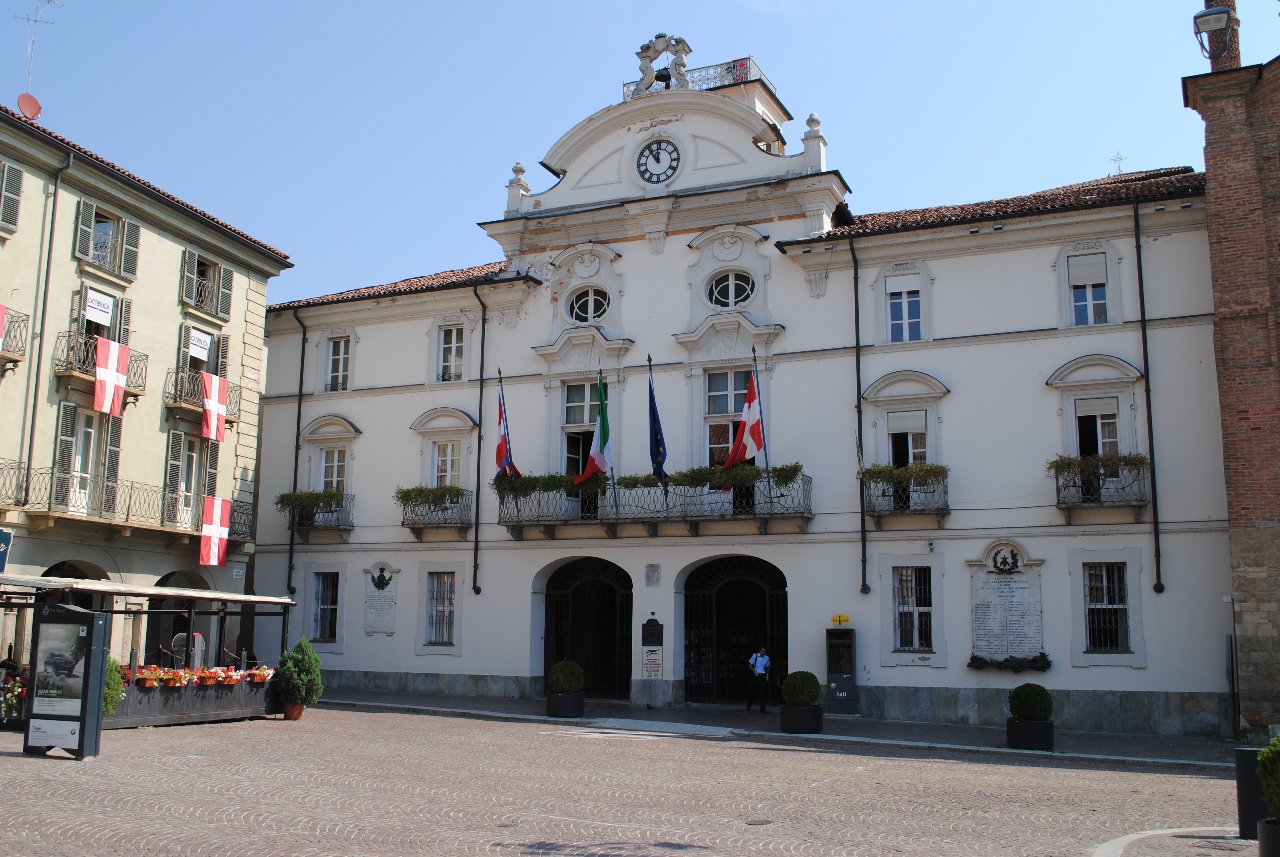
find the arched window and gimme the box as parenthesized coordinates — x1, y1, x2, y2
(707, 272, 755, 309)
(568, 287, 610, 323)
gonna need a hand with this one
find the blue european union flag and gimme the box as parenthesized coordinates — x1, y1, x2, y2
(649, 371, 668, 491)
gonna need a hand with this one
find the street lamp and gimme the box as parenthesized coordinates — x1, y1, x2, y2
(1193, 6, 1234, 60)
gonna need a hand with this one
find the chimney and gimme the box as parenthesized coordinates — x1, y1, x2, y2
(1208, 0, 1241, 72)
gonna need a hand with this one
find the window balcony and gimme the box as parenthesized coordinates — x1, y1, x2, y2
(22, 467, 254, 545)
(1, 307, 30, 371)
(0, 459, 23, 509)
(184, 276, 230, 321)
(163, 369, 241, 424)
(52, 331, 148, 395)
(279, 491, 355, 542)
(398, 488, 473, 541)
(1051, 455, 1149, 522)
(861, 466, 950, 530)
(497, 474, 813, 539)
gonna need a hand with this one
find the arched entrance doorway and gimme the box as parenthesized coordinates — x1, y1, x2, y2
(544, 559, 632, 699)
(145, 571, 212, 668)
(684, 556, 787, 704)
(42, 561, 109, 611)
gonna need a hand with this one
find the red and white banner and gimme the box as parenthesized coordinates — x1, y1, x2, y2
(200, 496, 231, 567)
(201, 371, 227, 441)
(93, 337, 129, 416)
(723, 370, 765, 470)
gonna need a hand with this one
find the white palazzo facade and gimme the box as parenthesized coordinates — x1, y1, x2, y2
(256, 44, 1231, 735)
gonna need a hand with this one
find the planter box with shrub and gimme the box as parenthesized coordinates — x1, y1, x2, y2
(547, 660, 584, 718)
(1006, 682, 1053, 750)
(780, 670, 822, 734)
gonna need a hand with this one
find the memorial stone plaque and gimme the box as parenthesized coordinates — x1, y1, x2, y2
(971, 557, 1043, 661)
(365, 565, 398, 635)
(641, 618, 663, 646)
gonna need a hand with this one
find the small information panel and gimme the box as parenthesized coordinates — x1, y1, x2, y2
(642, 647, 662, 680)
(23, 603, 107, 760)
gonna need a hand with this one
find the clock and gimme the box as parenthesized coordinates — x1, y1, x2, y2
(636, 140, 680, 184)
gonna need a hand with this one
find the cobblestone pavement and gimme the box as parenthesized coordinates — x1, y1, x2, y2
(0, 709, 1238, 857)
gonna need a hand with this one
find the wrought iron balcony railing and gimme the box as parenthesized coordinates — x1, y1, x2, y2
(861, 475, 950, 517)
(52, 331, 148, 393)
(285, 494, 355, 531)
(498, 475, 812, 537)
(1054, 465, 1148, 508)
(163, 369, 242, 422)
(89, 230, 119, 272)
(184, 276, 230, 320)
(400, 490, 473, 538)
(1, 308, 30, 361)
(438, 371, 462, 382)
(23, 467, 255, 541)
(0, 459, 24, 508)
(624, 57, 777, 100)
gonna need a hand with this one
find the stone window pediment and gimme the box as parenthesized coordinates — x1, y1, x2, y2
(301, 414, 361, 444)
(410, 407, 477, 440)
(547, 243, 624, 339)
(672, 312, 782, 363)
(687, 225, 772, 330)
(533, 326, 634, 375)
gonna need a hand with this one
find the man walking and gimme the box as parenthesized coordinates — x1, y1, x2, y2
(746, 645, 770, 714)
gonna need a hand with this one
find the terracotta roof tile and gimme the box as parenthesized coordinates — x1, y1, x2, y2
(810, 167, 1205, 242)
(0, 104, 289, 261)
(269, 262, 511, 311)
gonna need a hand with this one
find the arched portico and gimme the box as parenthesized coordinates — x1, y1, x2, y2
(542, 558, 633, 700)
(145, 570, 213, 668)
(680, 556, 787, 704)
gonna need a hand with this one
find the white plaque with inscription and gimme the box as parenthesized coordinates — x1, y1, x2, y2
(364, 566, 399, 636)
(971, 569, 1043, 660)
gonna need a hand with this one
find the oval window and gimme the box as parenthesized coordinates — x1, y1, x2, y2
(707, 272, 755, 308)
(569, 287, 610, 323)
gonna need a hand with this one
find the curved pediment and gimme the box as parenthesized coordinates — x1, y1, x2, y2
(301, 414, 361, 442)
(1046, 354, 1142, 389)
(410, 407, 477, 435)
(532, 326, 634, 373)
(672, 312, 783, 362)
(863, 370, 949, 403)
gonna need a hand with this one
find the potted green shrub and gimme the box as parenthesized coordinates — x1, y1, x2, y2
(780, 670, 822, 734)
(546, 660, 584, 718)
(276, 637, 324, 721)
(1006, 683, 1053, 750)
(1256, 734, 1280, 853)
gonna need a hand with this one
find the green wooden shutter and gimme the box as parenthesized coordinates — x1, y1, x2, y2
(178, 323, 191, 371)
(217, 267, 233, 320)
(215, 334, 229, 378)
(74, 198, 96, 261)
(53, 401, 77, 508)
(115, 298, 132, 346)
(163, 429, 184, 522)
(0, 163, 22, 231)
(102, 414, 122, 515)
(180, 249, 198, 306)
(120, 220, 141, 280)
(204, 439, 219, 498)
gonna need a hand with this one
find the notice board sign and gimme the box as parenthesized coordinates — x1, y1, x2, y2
(23, 603, 107, 760)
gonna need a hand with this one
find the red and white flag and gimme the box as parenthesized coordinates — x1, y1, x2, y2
(723, 370, 765, 469)
(93, 337, 129, 416)
(201, 372, 227, 442)
(200, 496, 231, 567)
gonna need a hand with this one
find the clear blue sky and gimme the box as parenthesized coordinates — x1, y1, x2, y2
(3, 1, 1278, 304)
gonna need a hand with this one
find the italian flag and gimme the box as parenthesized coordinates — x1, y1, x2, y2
(573, 375, 612, 484)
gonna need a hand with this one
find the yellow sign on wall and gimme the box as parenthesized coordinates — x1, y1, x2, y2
(830, 614, 850, 626)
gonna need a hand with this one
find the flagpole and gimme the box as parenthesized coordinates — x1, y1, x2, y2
(602, 369, 620, 522)
(649, 354, 668, 513)
(752, 346, 774, 516)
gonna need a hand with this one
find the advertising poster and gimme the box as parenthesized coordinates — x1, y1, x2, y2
(31, 621, 87, 716)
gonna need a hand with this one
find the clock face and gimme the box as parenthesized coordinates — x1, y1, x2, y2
(636, 140, 680, 184)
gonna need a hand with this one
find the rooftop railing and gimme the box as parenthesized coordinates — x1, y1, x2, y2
(624, 57, 776, 100)
(52, 331, 148, 393)
(163, 369, 242, 422)
(1, 308, 30, 361)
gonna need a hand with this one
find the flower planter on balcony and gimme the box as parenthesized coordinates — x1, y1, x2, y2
(1049, 455, 1149, 524)
(278, 491, 355, 542)
(861, 465, 950, 530)
(398, 487, 473, 541)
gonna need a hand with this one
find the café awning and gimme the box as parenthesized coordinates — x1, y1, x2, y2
(0, 574, 295, 607)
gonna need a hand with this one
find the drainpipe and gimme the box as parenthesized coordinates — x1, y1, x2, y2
(22, 152, 73, 504)
(1133, 203, 1164, 594)
(282, 308, 307, 653)
(470, 283, 488, 595)
(849, 239, 869, 595)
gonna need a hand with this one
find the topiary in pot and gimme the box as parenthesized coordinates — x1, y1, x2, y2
(546, 660, 585, 718)
(780, 670, 823, 734)
(1257, 735, 1280, 851)
(276, 637, 324, 721)
(1007, 682, 1054, 751)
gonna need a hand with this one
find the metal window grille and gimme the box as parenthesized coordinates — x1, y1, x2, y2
(893, 566, 933, 652)
(1084, 562, 1129, 652)
(427, 572, 455, 645)
(314, 572, 339, 642)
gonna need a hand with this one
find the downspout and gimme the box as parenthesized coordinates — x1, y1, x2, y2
(470, 284, 488, 595)
(850, 239, 869, 594)
(22, 152, 73, 504)
(1132, 203, 1164, 594)
(282, 308, 307, 652)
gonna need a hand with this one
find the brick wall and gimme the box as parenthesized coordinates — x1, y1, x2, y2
(1186, 56, 1280, 739)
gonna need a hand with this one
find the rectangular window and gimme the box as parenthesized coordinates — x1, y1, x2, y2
(327, 338, 350, 391)
(564, 382, 605, 425)
(426, 571, 455, 645)
(707, 422, 741, 466)
(439, 327, 463, 382)
(886, 274, 922, 342)
(1084, 562, 1129, 652)
(706, 370, 750, 415)
(1075, 398, 1119, 457)
(314, 572, 339, 643)
(893, 566, 933, 652)
(1068, 254, 1108, 326)
(566, 431, 592, 475)
(434, 442, 461, 487)
(90, 212, 119, 271)
(887, 410, 927, 466)
(321, 448, 347, 492)
(179, 435, 199, 514)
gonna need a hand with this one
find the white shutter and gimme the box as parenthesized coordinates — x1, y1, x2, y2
(74, 198, 96, 261)
(1067, 254, 1107, 286)
(0, 163, 22, 231)
(1074, 397, 1120, 417)
(886, 410, 927, 434)
(217, 267, 233, 320)
(120, 220, 141, 280)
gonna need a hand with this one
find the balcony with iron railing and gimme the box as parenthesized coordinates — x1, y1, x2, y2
(22, 467, 254, 543)
(88, 229, 119, 273)
(497, 473, 812, 539)
(1051, 455, 1149, 522)
(399, 489, 473, 541)
(860, 466, 950, 529)
(163, 369, 242, 424)
(0, 459, 23, 508)
(52, 331, 148, 394)
(624, 57, 777, 100)
(1, 307, 30, 368)
(279, 492, 355, 542)
(184, 276, 230, 321)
